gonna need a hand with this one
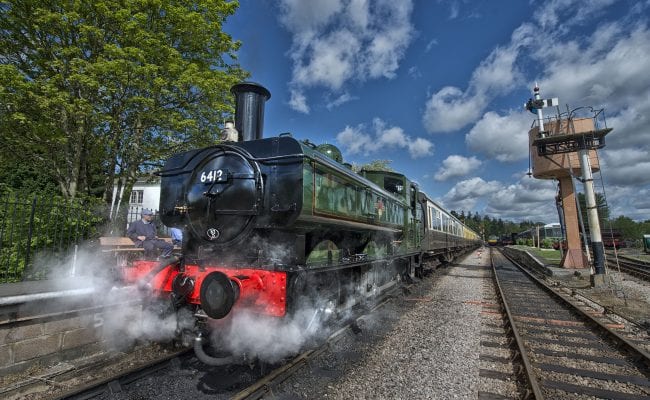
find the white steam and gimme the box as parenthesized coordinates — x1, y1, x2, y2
(215, 309, 315, 363)
(31, 244, 188, 351)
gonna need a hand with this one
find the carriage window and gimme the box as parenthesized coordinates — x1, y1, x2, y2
(430, 207, 442, 231)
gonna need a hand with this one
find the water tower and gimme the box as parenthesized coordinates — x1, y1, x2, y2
(526, 86, 612, 285)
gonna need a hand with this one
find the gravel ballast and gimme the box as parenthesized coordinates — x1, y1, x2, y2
(269, 248, 491, 399)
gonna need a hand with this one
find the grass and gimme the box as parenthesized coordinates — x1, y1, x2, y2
(510, 245, 562, 265)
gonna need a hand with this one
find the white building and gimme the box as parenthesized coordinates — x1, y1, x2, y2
(110, 178, 162, 223)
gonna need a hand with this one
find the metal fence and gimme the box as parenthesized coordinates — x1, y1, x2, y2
(0, 192, 107, 282)
(0, 190, 176, 283)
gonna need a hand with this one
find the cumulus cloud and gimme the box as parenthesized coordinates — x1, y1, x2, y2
(422, 0, 650, 137)
(440, 175, 558, 221)
(606, 93, 650, 149)
(279, 0, 415, 112)
(599, 149, 650, 186)
(440, 177, 502, 211)
(421, 0, 650, 220)
(465, 110, 532, 162)
(422, 87, 486, 133)
(538, 25, 650, 113)
(336, 118, 433, 159)
(533, 24, 650, 153)
(485, 177, 557, 219)
(604, 186, 650, 221)
(422, 44, 523, 133)
(434, 155, 482, 181)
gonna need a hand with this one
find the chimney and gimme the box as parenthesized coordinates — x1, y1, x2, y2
(231, 82, 271, 141)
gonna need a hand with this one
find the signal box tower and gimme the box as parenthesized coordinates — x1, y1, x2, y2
(526, 86, 612, 284)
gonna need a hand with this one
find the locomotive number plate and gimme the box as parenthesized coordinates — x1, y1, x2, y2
(200, 169, 228, 183)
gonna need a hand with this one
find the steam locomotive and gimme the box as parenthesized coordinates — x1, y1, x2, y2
(125, 82, 481, 364)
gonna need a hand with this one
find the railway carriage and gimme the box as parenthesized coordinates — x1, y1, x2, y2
(126, 82, 481, 364)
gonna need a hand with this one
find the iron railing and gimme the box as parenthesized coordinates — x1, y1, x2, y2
(0, 193, 169, 283)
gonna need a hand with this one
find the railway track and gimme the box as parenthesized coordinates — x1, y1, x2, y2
(37, 287, 399, 400)
(477, 260, 526, 399)
(0, 343, 190, 400)
(606, 254, 650, 282)
(490, 247, 650, 399)
(230, 299, 388, 400)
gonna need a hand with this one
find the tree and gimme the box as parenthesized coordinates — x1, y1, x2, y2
(353, 159, 395, 172)
(577, 192, 609, 232)
(0, 0, 248, 202)
(610, 216, 642, 242)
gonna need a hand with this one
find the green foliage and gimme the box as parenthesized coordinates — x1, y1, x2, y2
(0, 0, 248, 201)
(353, 159, 395, 173)
(577, 192, 609, 227)
(0, 188, 105, 282)
(456, 206, 649, 250)
(541, 238, 554, 249)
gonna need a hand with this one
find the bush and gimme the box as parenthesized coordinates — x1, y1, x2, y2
(541, 238, 554, 249)
(0, 189, 105, 282)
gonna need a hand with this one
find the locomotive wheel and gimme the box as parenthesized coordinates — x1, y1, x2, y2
(362, 240, 387, 260)
(305, 239, 339, 265)
(288, 270, 342, 322)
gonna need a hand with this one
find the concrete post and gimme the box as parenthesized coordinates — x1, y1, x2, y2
(577, 143, 606, 287)
(558, 177, 587, 268)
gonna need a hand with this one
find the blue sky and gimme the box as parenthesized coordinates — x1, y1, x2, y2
(224, 0, 650, 222)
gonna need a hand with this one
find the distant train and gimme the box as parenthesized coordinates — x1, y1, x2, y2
(124, 82, 481, 364)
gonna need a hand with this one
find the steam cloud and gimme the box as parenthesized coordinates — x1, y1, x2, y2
(31, 244, 188, 351)
(31, 235, 386, 364)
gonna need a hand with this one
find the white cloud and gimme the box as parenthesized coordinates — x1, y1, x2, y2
(279, 0, 415, 113)
(336, 118, 433, 159)
(434, 155, 482, 181)
(606, 94, 650, 149)
(326, 92, 358, 109)
(440, 172, 558, 222)
(422, 0, 650, 220)
(532, 0, 618, 32)
(440, 175, 558, 221)
(524, 17, 650, 220)
(422, 1, 649, 135)
(407, 66, 421, 79)
(291, 29, 359, 90)
(599, 149, 650, 186)
(424, 38, 438, 52)
(289, 89, 310, 114)
(440, 177, 502, 211)
(409, 137, 435, 158)
(604, 186, 650, 221)
(422, 87, 485, 133)
(538, 25, 650, 112)
(278, 0, 344, 33)
(422, 44, 523, 133)
(486, 177, 557, 217)
(465, 110, 532, 162)
(532, 24, 650, 156)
